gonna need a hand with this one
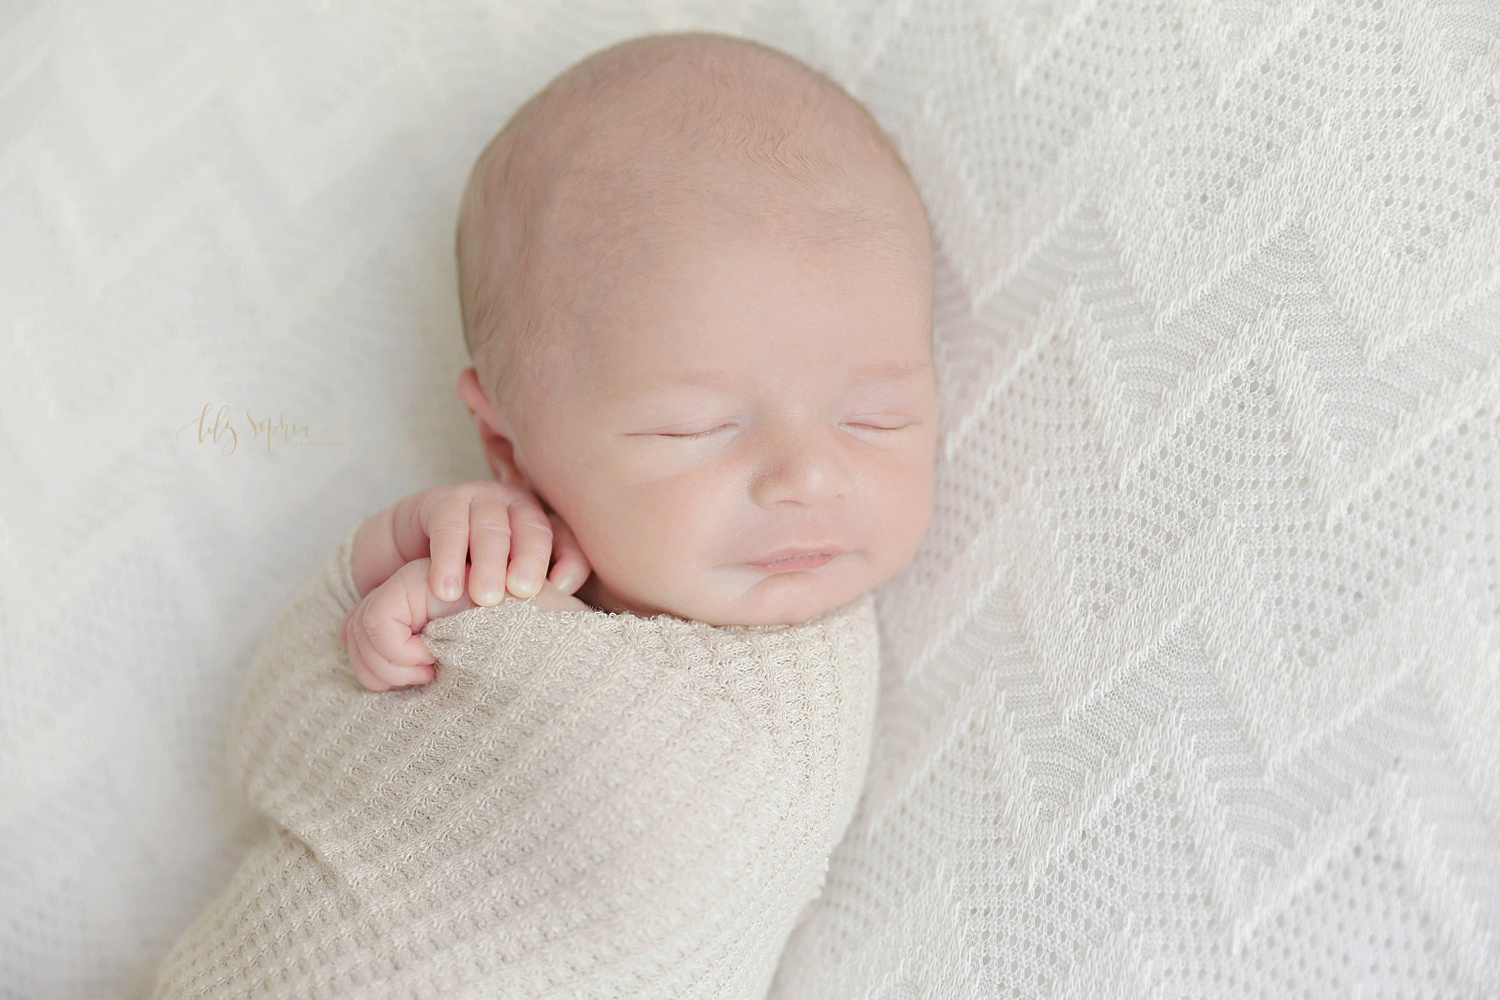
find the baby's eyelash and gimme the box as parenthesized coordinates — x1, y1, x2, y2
(661, 422, 910, 440)
(661, 425, 731, 440)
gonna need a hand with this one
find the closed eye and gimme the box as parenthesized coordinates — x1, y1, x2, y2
(659, 425, 733, 440)
(657, 421, 916, 440)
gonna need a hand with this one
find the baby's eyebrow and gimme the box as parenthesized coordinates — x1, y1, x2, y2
(850, 359, 933, 384)
(641, 359, 931, 391)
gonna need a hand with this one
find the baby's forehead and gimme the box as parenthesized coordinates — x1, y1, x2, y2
(568, 233, 932, 385)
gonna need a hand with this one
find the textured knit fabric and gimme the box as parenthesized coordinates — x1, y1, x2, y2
(6, 4, 1500, 999)
(147, 530, 881, 998)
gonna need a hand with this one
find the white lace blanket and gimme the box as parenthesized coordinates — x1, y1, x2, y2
(148, 534, 881, 999)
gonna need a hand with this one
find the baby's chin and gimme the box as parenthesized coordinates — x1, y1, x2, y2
(696, 563, 877, 627)
(724, 583, 856, 627)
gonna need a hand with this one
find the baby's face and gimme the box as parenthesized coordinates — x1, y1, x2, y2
(509, 223, 936, 627)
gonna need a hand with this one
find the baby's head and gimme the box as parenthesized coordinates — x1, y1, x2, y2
(452, 31, 936, 627)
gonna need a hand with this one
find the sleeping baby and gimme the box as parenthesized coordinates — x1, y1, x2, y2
(150, 29, 936, 1000)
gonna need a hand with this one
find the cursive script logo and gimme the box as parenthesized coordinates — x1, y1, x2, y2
(177, 403, 345, 456)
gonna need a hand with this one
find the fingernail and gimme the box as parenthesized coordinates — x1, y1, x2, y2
(441, 576, 461, 601)
(477, 574, 502, 604)
(509, 572, 539, 599)
(554, 572, 578, 594)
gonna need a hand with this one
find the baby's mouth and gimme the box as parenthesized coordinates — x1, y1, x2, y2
(749, 551, 838, 572)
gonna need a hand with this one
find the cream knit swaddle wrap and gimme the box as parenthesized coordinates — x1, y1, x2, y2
(149, 532, 881, 999)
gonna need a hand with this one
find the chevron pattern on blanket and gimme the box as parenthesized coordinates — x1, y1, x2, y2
(1, 1, 1496, 998)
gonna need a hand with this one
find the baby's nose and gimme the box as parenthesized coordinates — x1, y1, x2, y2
(748, 425, 848, 508)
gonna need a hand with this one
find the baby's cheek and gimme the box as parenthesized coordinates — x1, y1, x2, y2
(592, 502, 689, 591)
(638, 483, 715, 544)
(881, 474, 934, 570)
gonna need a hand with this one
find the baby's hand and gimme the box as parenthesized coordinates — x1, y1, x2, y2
(349, 479, 592, 606)
(340, 479, 594, 691)
(344, 557, 588, 691)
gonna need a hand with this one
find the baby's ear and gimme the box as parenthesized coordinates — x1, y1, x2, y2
(454, 367, 526, 488)
(454, 366, 491, 421)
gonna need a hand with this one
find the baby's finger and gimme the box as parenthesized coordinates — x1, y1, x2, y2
(425, 495, 474, 603)
(350, 644, 392, 692)
(343, 603, 395, 691)
(341, 607, 385, 688)
(505, 498, 554, 599)
(467, 491, 516, 606)
(547, 516, 591, 595)
(357, 598, 437, 687)
(353, 616, 434, 690)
